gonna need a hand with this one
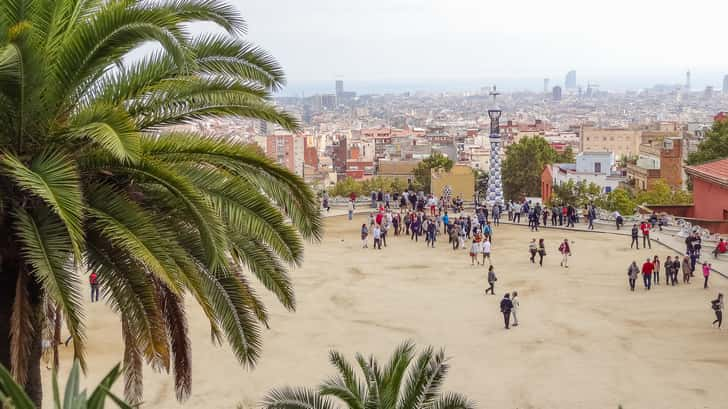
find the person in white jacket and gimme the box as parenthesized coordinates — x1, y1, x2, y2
(511, 291, 520, 326)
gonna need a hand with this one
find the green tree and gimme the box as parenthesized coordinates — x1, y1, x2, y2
(330, 177, 363, 197)
(0, 0, 321, 406)
(413, 153, 453, 193)
(557, 145, 575, 163)
(502, 136, 559, 200)
(552, 180, 602, 207)
(262, 341, 474, 409)
(635, 180, 693, 205)
(0, 360, 131, 409)
(687, 120, 728, 165)
(596, 189, 637, 215)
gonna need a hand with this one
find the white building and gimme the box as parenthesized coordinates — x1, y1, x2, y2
(551, 152, 625, 193)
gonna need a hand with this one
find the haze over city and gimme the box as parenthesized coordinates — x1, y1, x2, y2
(236, 0, 728, 94)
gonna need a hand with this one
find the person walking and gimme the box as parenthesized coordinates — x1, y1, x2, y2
(361, 224, 369, 248)
(538, 238, 546, 267)
(482, 238, 492, 265)
(500, 293, 513, 329)
(558, 239, 571, 268)
(682, 255, 692, 284)
(642, 257, 654, 290)
(89, 272, 100, 302)
(485, 265, 497, 295)
(513, 202, 521, 223)
(628, 261, 639, 291)
(528, 238, 538, 264)
(711, 293, 724, 329)
(373, 224, 382, 250)
(470, 236, 482, 265)
(587, 206, 596, 230)
(653, 255, 661, 285)
(640, 221, 652, 249)
(630, 224, 640, 249)
(511, 291, 520, 327)
(671, 255, 681, 286)
(493, 204, 501, 226)
(347, 199, 354, 220)
(703, 262, 712, 289)
(614, 210, 623, 230)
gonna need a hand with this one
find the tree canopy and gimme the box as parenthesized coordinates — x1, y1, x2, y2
(502, 136, 560, 200)
(687, 120, 728, 166)
(413, 152, 453, 193)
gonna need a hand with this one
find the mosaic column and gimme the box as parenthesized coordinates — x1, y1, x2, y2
(486, 107, 503, 208)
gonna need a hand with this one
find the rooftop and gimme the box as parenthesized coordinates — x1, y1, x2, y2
(685, 157, 728, 187)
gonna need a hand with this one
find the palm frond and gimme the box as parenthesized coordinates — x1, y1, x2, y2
(10, 271, 35, 386)
(1, 150, 85, 258)
(261, 387, 336, 409)
(13, 207, 86, 368)
(380, 341, 415, 409)
(431, 393, 475, 409)
(157, 282, 191, 401)
(65, 104, 142, 163)
(397, 348, 449, 409)
(122, 317, 144, 406)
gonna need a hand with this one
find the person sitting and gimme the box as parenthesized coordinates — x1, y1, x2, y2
(714, 238, 727, 258)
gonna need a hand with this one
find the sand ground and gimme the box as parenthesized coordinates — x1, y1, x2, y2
(44, 214, 728, 409)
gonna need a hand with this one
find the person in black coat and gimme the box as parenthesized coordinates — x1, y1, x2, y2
(500, 293, 514, 329)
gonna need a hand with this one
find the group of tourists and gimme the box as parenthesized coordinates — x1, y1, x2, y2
(505, 200, 599, 231)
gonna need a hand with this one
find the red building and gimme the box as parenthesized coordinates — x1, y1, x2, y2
(685, 158, 728, 223)
(541, 165, 553, 204)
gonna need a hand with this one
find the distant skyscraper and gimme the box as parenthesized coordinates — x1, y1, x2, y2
(552, 86, 562, 101)
(685, 70, 691, 91)
(543, 78, 550, 93)
(723, 75, 728, 93)
(704, 86, 713, 100)
(335, 80, 344, 97)
(565, 70, 577, 89)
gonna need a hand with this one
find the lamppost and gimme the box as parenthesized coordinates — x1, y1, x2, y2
(486, 86, 504, 208)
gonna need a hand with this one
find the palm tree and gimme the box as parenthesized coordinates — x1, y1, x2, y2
(262, 342, 475, 409)
(0, 0, 321, 406)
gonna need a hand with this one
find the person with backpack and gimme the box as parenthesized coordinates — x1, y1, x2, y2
(558, 239, 571, 268)
(500, 292, 514, 329)
(711, 293, 724, 329)
(628, 261, 639, 291)
(630, 224, 640, 249)
(89, 272, 100, 302)
(485, 265, 497, 295)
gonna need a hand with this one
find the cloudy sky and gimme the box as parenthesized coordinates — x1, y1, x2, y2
(230, 0, 727, 92)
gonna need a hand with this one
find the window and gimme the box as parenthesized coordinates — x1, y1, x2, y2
(594, 162, 602, 173)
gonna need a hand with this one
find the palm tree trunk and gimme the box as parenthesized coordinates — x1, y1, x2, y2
(0, 253, 44, 408)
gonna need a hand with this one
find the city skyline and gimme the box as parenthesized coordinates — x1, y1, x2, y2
(235, 0, 728, 93)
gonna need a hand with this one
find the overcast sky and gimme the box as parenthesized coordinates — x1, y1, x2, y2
(229, 0, 727, 92)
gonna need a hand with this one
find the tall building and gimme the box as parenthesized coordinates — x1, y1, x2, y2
(565, 70, 577, 89)
(543, 78, 550, 93)
(685, 70, 691, 91)
(704, 86, 714, 100)
(335, 80, 344, 97)
(266, 133, 305, 176)
(552, 86, 562, 101)
(723, 74, 728, 93)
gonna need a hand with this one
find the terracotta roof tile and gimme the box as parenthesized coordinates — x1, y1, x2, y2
(685, 157, 728, 185)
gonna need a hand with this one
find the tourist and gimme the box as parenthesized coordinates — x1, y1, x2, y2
(458, 222, 467, 250)
(482, 238, 492, 265)
(528, 238, 538, 263)
(89, 271, 99, 303)
(485, 265, 497, 295)
(361, 224, 369, 248)
(713, 238, 727, 258)
(392, 212, 401, 235)
(682, 255, 692, 284)
(384, 192, 391, 209)
(500, 292, 513, 329)
(566, 205, 575, 227)
(538, 238, 546, 267)
(428, 195, 437, 216)
(493, 204, 501, 226)
(322, 191, 330, 212)
(470, 236, 481, 265)
(628, 261, 639, 291)
(426, 218, 437, 248)
(653, 255, 662, 285)
(703, 262, 711, 289)
(640, 220, 652, 249)
(630, 224, 640, 249)
(347, 200, 354, 220)
(542, 207, 549, 227)
(449, 224, 459, 250)
(373, 224, 382, 250)
(587, 205, 596, 230)
(442, 211, 450, 234)
(711, 293, 724, 329)
(642, 257, 654, 290)
(671, 255, 681, 286)
(511, 291, 520, 327)
(380, 222, 388, 248)
(370, 191, 377, 209)
(507, 201, 513, 221)
(613, 210, 623, 230)
(513, 201, 522, 223)
(411, 217, 421, 242)
(558, 239, 571, 268)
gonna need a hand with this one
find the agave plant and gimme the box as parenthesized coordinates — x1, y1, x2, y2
(262, 342, 475, 409)
(0, 0, 321, 406)
(0, 360, 132, 409)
